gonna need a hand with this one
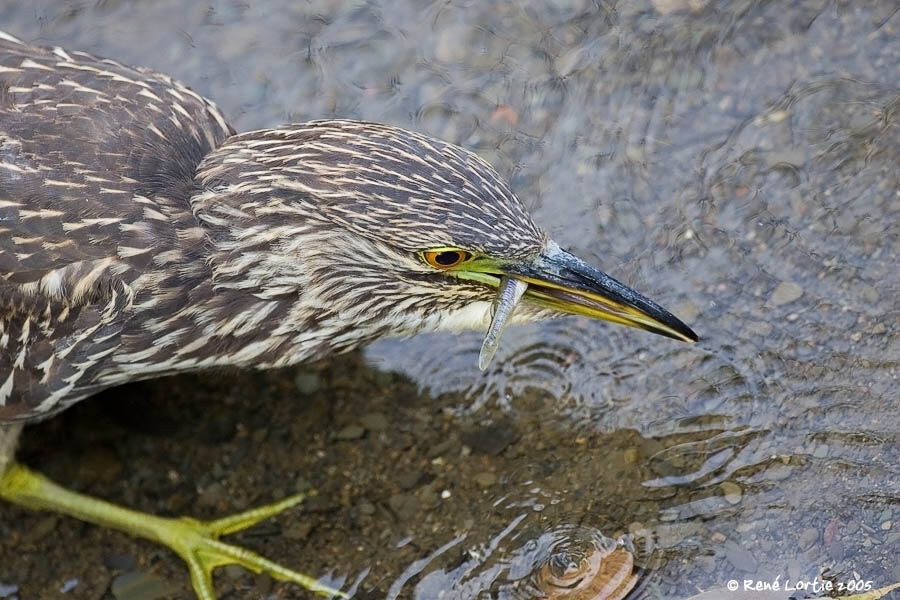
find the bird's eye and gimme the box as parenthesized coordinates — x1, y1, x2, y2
(422, 250, 471, 269)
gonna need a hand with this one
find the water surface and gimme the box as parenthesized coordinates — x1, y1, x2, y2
(0, 1, 897, 598)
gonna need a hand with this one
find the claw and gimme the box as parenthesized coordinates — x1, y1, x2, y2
(1, 462, 345, 599)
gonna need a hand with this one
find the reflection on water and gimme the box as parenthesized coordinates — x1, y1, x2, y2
(2, 0, 898, 598)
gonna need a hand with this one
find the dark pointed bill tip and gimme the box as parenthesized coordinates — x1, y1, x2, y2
(506, 242, 699, 343)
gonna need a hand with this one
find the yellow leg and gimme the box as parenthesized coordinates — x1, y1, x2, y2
(0, 462, 344, 599)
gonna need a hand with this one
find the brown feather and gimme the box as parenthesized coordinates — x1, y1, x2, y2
(0, 31, 545, 421)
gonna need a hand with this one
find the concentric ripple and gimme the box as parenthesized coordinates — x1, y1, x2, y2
(387, 520, 646, 600)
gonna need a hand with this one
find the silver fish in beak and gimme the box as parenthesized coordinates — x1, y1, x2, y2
(479, 276, 528, 370)
(469, 241, 697, 370)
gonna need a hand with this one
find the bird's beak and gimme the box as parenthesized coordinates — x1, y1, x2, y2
(453, 240, 698, 370)
(504, 241, 699, 344)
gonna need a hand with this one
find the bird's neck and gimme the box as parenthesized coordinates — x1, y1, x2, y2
(109, 198, 408, 379)
(110, 282, 381, 383)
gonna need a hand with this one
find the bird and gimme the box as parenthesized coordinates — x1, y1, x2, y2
(0, 31, 697, 599)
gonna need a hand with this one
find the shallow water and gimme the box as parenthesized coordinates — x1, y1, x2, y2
(1, 1, 898, 599)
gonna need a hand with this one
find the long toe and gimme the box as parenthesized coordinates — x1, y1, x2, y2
(165, 512, 344, 599)
(1, 463, 344, 599)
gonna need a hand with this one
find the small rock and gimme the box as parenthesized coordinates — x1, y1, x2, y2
(223, 565, 251, 581)
(711, 531, 727, 543)
(798, 527, 818, 549)
(418, 481, 439, 507)
(659, 509, 680, 522)
(768, 465, 793, 481)
(473, 472, 497, 487)
(769, 281, 803, 306)
(396, 469, 423, 490)
(812, 444, 828, 459)
(858, 283, 879, 303)
(720, 481, 743, 505)
(652, 0, 708, 14)
(357, 501, 376, 516)
(359, 412, 389, 431)
(103, 554, 137, 571)
(745, 321, 773, 336)
(22, 515, 58, 543)
(294, 372, 321, 394)
(461, 420, 519, 456)
(197, 482, 227, 508)
(427, 439, 455, 458)
(111, 572, 178, 600)
(881, 520, 892, 531)
(623, 447, 639, 464)
(388, 494, 420, 521)
(284, 521, 314, 540)
(334, 424, 365, 441)
(827, 540, 845, 561)
(695, 555, 717, 572)
(304, 493, 337, 513)
(252, 573, 274, 597)
(723, 540, 758, 572)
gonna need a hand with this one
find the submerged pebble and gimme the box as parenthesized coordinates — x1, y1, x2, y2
(461, 420, 519, 456)
(334, 424, 365, 441)
(798, 527, 818, 549)
(723, 540, 758, 572)
(473, 471, 497, 487)
(359, 412, 389, 431)
(720, 481, 743, 505)
(110, 572, 178, 600)
(769, 281, 804, 306)
(294, 372, 321, 394)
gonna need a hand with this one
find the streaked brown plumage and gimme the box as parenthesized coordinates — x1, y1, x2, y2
(0, 31, 695, 599)
(0, 32, 551, 422)
(0, 32, 232, 419)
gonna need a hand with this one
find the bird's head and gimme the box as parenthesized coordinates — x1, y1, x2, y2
(193, 120, 697, 366)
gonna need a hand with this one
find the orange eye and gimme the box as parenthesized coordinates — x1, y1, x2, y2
(422, 250, 470, 269)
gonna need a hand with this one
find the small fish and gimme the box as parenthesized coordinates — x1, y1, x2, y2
(479, 276, 528, 371)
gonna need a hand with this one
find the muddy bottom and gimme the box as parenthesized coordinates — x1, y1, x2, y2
(4, 355, 657, 599)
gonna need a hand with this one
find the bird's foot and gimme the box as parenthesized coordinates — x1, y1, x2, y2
(152, 495, 343, 599)
(0, 462, 344, 599)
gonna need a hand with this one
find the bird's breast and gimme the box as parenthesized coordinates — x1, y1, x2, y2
(431, 301, 493, 332)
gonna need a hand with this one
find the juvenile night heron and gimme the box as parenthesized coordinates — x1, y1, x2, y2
(0, 32, 697, 599)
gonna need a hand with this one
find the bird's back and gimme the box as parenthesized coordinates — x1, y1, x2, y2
(0, 32, 234, 420)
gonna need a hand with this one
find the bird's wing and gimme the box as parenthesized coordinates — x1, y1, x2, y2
(0, 31, 234, 419)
